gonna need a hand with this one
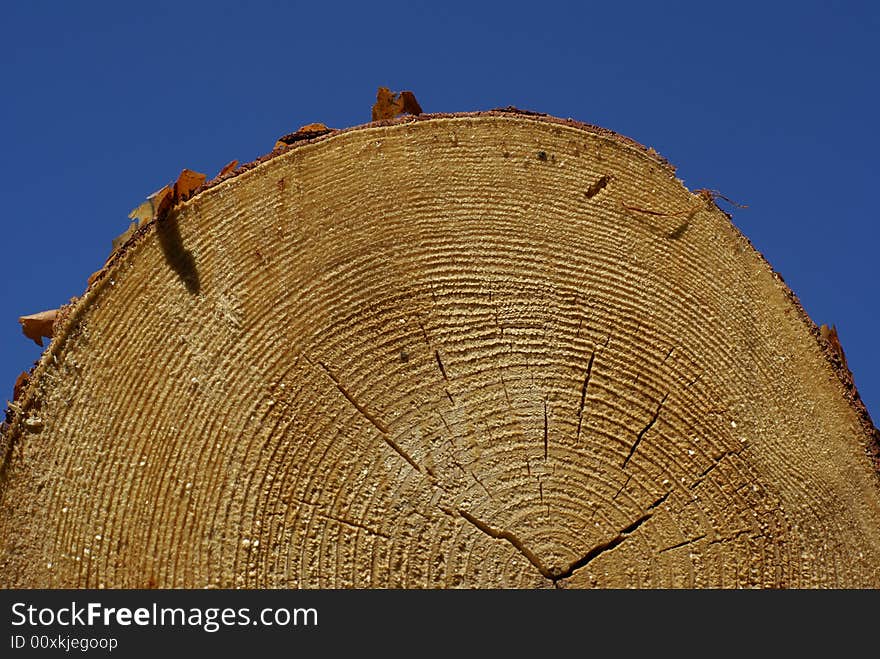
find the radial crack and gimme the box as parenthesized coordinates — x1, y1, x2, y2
(434, 350, 449, 380)
(470, 471, 494, 499)
(318, 362, 388, 433)
(317, 361, 421, 473)
(437, 412, 452, 434)
(316, 513, 391, 539)
(432, 350, 455, 404)
(543, 400, 549, 460)
(622, 393, 669, 469)
(559, 510, 654, 579)
(575, 348, 597, 445)
(659, 533, 707, 554)
(707, 528, 755, 546)
(685, 374, 703, 388)
(458, 509, 550, 578)
(459, 499, 660, 583)
(650, 491, 671, 510)
(500, 370, 512, 407)
(688, 446, 747, 490)
(612, 474, 632, 502)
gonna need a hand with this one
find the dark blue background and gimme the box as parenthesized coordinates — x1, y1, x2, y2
(2, 1, 877, 421)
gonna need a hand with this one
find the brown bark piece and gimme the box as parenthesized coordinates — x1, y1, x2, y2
(13, 372, 30, 401)
(371, 87, 423, 121)
(17, 309, 58, 347)
(397, 91, 423, 116)
(820, 324, 850, 373)
(275, 123, 333, 149)
(128, 185, 173, 226)
(125, 169, 205, 238)
(218, 160, 239, 177)
(173, 169, 207, 203)
(2, 114, 879, 589)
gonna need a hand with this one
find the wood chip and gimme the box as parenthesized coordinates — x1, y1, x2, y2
(173, 169, 207, 203)
(371, 87, 423, 121)
(128, 185, 173, 226)
(87, 270, 103, 288)
(111, 222, 138, 252)
(275, 123, 333, 148)
(218, 160, 239, 177)
(13, 371, 30, 401)
(126, 167, 206, 234)
(297, 122, 329, 133)
(19, 309, 59, 347)
(820, 324, 850, 372)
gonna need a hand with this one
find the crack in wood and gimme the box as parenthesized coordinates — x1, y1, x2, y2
(612, 474, 633, 502)
(647, 491, 671, 510)
(688, 446, 747, 490)
(458, 492, 666, 583)
(500, 370, 512, 407)
(659, 533, 707, 553)
(653, 528, 761, 555)
(575, 347, 597, 445)
(707, 528, 755, 546)
(434, 350, 449, 380)
(470, 470, 494, 499)
(622, 393, 669, 469)
(574, 335, 609, 446)
(458, 509, 550, 577)
(559, 510, 653, 579)
(685, 373, 703, 388)
(543, 399, 549, 460)
(317, 361, 421, 473)
(316, 513, 391, 539)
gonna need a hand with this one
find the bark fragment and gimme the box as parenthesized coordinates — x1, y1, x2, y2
(275, 123, 333, 149)
(18, 309, 58, 347)
(371, 87, 423, 121)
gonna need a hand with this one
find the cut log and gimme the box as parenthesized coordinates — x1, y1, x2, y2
(2, 111, 879, 588)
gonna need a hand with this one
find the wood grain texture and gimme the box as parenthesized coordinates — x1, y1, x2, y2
(2, 113, 879, 588)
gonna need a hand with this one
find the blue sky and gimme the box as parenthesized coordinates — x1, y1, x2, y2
(2, 1, 878, 422)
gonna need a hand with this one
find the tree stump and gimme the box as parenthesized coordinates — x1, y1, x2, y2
(3, 112, 879, 588)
